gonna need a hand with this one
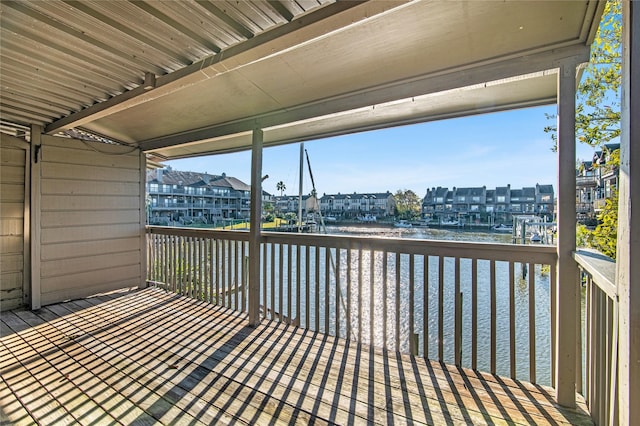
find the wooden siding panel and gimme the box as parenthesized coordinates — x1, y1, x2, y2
(41, 265, 141, 299)
(41, 195, 139, 211)
(0, 202, 24, 219)
(42, 162, 141, 182)
(41, 143, 140, 170)
(0, 141, 26, 310)
(41, 251, 140, 279)
(41, 179, 140, 196)
(40, 277, 142, 307)
(38, 137, 143, 304)
(41, 238, 141, 261)
(42, 210, 140, 228)
(0, 183, 25, 202)
(41, 223, 142, 245)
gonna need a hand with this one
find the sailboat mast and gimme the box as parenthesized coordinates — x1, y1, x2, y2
(298, 142, 304, 232)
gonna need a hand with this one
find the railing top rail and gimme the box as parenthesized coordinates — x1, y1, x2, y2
(146, 225, 250, 241)
(574, 249, 617, 300)
(261, 231, 558, 264)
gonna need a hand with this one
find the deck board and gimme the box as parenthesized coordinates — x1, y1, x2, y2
(1, 287, 593, 425)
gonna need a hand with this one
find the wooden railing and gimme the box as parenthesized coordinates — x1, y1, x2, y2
(575, 249, 618, 426)
(147, 227, 250, 311)
(146, 226, 558, 385)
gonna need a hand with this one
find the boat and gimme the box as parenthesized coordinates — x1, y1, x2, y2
(529, 232, 542, 243)
(394, 220, 412, 228)
(324, 216, 337, 222)
(441, 220, 459, 226)
(492, 224, 513, 232)
(357, 214, 377, 222)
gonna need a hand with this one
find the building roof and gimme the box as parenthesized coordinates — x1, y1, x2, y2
(147, 169, 249, 191)
(454, 187, 485, 197)
(320, 192, 392, 201)
(537, 184, 554, 194)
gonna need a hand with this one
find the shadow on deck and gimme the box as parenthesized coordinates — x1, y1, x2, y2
(1, 287, 592, 425)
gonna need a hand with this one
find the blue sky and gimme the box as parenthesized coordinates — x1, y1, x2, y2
(167, 105, 595, 197)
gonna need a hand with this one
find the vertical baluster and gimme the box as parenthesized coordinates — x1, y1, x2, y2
(383, 251, 388, 349)
(438, 256, 444, 362)
(370, 249, 375, 346)
(315, 246, 320, 331)
(262, 243, 268, 319)
(305, 245, 310, 329)
(241, 240, 247, 312)
(550, 263, 557, 385)
(528, 262, 536, 382)
(287, 244, 292, 324)
(358, 248, 363, 343)
(221, 238, 226, 305)
(336, 248, 341, 338)
(454, 257, 461, 367)
(216, 239, 221, 306)
(296, 244, 301, 326)
(576, 269, 583, 395)
(471, 258, 477, 371)
(490, 259, 496, 375)
(236, 240, 241, 311)
(189, 236, 194, 298)
(179, 235, 184, 295)
(163, 235, 168, 288)
(347, 247, 352, 341)
(424, 255, 429, 359)
(604, 294, 613, 422)
(325, 246, 330, 334)
(271, 243, 276, 321)
(409, 254, 415, 355)
(509, 261, 516, 379)
(395, 252, 401, 352)
(209, 239, 214, 303)
(230, 239, 235, 308)
(596, 289, 604, 424)
(279, 243, 284, 322)
(585, 274, 592, 405)
(589, 276, 596, 408)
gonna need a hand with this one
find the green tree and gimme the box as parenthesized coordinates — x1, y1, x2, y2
(394, 189, 422, 220)
(545, 0, 621, 258)
(577, 148, 620, 258)
(276, 181, 286, 196)
(544, 0, 621, 149)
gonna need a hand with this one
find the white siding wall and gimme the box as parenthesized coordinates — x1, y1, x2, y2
(0, 135, 29, 310)
(38, 136, 144, 305)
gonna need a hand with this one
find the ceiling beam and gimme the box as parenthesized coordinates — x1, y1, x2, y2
(44, 0, 374, 135)
(138, 43, 590, 152)
(194, 1, 255, 39)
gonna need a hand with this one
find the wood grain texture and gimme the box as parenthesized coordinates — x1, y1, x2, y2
(1, 287, 593, 425)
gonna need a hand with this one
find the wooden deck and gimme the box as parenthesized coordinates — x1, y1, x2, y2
(1, 287, 592, 425)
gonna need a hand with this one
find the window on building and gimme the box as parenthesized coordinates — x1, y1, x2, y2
(472, 196, 480, 202)
(149, 183, 158, 192)
(497, 196, 506, 203)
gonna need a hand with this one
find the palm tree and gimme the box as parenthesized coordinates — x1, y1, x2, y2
(277, 181, 286, 196)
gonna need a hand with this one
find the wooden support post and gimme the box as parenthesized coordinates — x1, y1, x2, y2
(139, 151, 148, 288)
(30, 125, 42, 310)
(555, 60, 578, 407)
(617, 2, 640, 423)
(248, 128, 264, 326)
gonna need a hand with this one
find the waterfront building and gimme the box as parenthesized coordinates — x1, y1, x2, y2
(423, 184, 554, 224)
(272, 194, 318, 217)
(146, 167, 250, 225)
(575, 143, 620, 222)
(319, 192, 395, 218)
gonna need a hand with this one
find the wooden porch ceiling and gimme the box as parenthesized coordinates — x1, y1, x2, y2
(1, 287, 592, 425)
(0, 1, 605, 160)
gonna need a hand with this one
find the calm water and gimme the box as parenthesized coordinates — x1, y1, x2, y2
(260, 225, 554, 386)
